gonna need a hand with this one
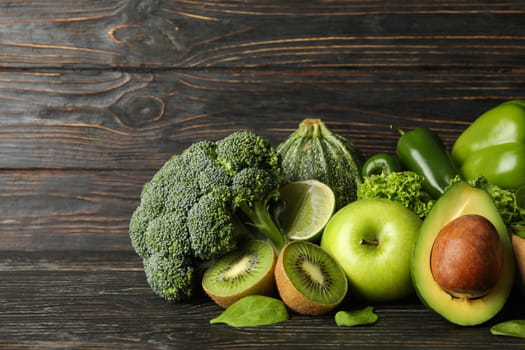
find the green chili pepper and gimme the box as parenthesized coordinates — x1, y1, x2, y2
(452, 100, 525, 190)
(393, 126, 460, 199)
(361, 153, 401, 178)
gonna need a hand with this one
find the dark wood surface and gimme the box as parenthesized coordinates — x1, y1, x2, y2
(1, 1, 525, 348)
(2, 251, 525, 349)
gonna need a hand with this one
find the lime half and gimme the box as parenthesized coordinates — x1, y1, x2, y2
(279, 179, 336, 241)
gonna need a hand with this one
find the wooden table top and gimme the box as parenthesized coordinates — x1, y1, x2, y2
(0, 1, 524, 348)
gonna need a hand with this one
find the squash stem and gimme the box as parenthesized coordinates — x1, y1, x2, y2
(300, 118, 324, 137)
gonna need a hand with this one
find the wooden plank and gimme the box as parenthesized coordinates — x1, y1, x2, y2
(0, 251, 523, 349)
(0, 1, 523, 69)
(1, 69, 524, 170)
(0, 2, 524, 347)
(0, 170, 145, 251)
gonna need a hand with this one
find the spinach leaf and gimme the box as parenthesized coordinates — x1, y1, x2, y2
(210, 295, 289, 327)
(335, 306, 378, 327)
(491, 320, 525, 339)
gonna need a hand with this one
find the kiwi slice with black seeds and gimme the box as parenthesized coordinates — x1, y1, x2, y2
(275, 240, 348, 315)
(202, 240, 276, 308)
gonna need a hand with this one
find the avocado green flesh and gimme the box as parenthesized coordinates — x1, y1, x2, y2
(412, 181, 515, 326)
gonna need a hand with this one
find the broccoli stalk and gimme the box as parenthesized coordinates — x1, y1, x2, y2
(239, 201, 286, 250)
(129, 131, 288, 302)
(237, 194, 287, 252)
(230, 165, 288, 252)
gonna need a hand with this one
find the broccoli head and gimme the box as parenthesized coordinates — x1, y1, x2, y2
(129, 130, 287, 302)
(143, 253, 195, 301)
(187, 186, 241, 261)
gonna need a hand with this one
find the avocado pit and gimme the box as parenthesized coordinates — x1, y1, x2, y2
(430, 214, 504, 300)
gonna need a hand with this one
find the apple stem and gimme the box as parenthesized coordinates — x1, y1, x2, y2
(359, 238, 379, 247)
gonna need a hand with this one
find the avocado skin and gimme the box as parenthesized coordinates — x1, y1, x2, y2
(411, 181, 515, 326)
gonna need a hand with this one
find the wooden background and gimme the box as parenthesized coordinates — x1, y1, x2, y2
(1, 1, 525, 348)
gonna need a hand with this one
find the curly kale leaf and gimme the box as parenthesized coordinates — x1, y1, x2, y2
(357, 171, 435, 218)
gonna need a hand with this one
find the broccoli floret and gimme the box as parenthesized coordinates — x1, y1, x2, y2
(180, 140, 231, 194)
(232, 168, 286, 249)
(140, 155, 199, 218)
(145, 212, 191, 257)
(216, 130, 281, 174)
(129, 204, 151, 258)
(187, 186, 243, 260)
(143, 253, 195, 301)
(129, 130, 288, 302)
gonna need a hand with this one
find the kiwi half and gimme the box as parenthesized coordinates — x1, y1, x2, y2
(275, 240, 348, 315)
(202, 240, 277, 308)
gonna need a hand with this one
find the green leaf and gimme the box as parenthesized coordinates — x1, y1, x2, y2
(210, 295, 289, 327)
(511, 222, 525, 238)
(491, 320, 525, 339)
(335, 306, 378, 327)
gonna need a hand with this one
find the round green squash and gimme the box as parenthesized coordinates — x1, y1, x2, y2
(276, 119, 362, 210)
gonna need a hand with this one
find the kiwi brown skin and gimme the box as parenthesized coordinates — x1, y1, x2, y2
(204, 270, 276, 308)
(275, 241, 348, 316)
(202, 240, 277, 309)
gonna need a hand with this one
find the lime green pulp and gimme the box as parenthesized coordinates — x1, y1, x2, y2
(452, 100, 525, 190)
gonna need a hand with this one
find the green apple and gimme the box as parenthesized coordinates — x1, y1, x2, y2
(321, 198, 422, 302)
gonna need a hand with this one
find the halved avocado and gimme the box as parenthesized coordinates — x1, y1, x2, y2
(412, 181, 515, 326)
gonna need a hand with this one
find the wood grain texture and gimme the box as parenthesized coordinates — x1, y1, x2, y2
(0, 1, 523, 69)
(0, 251, 524, 349)
(1, 1, 525, 347)
(0, 170, 143, 251)
(0, 69, 524, 170)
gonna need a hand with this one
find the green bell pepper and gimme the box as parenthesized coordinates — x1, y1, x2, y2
(361, 153, 401, 178)
(452, 100, 525, 190)
(460, 142, 525, 190)
(394, 126, 460, 199)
